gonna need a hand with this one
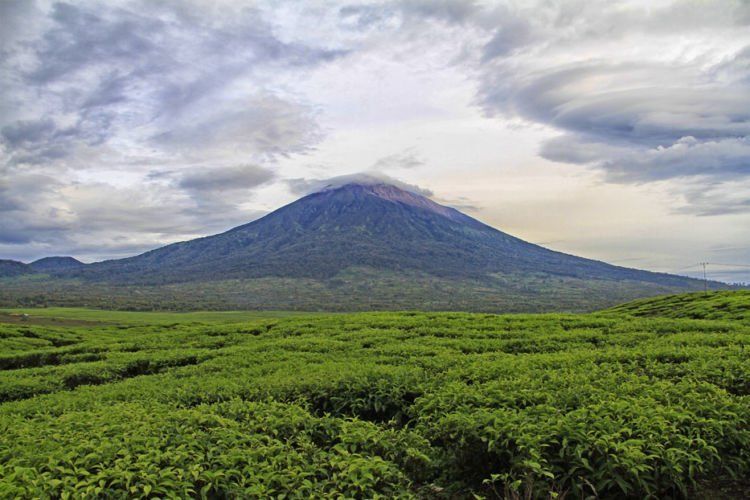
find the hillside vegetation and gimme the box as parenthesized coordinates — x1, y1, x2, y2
(1, 299, 749, 498)
(0, 268, 724, 313)
(609, 291, 750, 322)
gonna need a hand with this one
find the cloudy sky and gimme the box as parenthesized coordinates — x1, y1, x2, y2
(1, 0, 749, 282)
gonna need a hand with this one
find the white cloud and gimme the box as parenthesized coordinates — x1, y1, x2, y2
(286, 172, 433, 197)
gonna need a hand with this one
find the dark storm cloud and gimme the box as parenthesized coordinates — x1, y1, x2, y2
(477, 61, 750, 144)
(80, 73, 130, 109)
(540, 136, 750, 183)
(0, 174, 70, 245)
(0, 3, 165, 162)
(481, 18, 531, 61)
(685, 195, 750, 217)
(0, 115, 114, 165)
(23, 1, 341, 89)
(0, 171, 268, 259)
(2, 1, 340, 157)
(390, 0, 479, 25)
(503, 60, 750, 214)
(153, 94, 323, 161)
(1, 119, 57, 147)
(25, 2, 162, 85)
(339, 0, 479, 29)
(0, 0, 41, 48)
(178, 165, 275, 193)
(676, 180, 750, 217)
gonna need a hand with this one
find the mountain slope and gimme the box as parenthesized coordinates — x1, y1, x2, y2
(0, 260, 30, 278)
(29, 257, 84, 273)
(60, 182, 706, 289)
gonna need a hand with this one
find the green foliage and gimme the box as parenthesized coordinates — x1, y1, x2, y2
(609, 291, 750, 322)
(1, 302, 749, 497)
(0, 268, 726, 313)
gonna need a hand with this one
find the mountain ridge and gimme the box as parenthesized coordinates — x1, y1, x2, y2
(0, 259, 30, 278)
(29, 256, 84, 273)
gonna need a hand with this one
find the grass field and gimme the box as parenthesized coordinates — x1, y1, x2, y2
(1, 293, 749, 498)
(0, 307, 318, 326)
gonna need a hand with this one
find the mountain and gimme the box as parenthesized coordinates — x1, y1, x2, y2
(29, 256, 84, 273)
(1, 180, 728, 311)
(0, 257, 83, 278)
(0, 260, 30, 278)
(64, 181, 702, 286)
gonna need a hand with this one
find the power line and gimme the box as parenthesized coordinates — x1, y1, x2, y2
(668, 262, 750, 290)
(699, 262, 708, 295)
(670, 262, 750, 274)
(708, 262, 750, 268)
(670, 263, 702, 273)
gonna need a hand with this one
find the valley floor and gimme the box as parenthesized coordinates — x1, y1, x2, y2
(0, 267, 719, 313)
(1, 293, 749, 498)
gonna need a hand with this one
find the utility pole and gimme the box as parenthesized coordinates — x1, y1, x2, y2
(700, 262, 708, 295)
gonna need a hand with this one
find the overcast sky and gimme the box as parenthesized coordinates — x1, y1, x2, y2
(1, 0, 749, 282)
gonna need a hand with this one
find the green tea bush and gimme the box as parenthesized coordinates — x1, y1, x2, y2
(0, 302, 749, 497)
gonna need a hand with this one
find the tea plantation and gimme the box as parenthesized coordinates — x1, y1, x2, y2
(1, 293, 749, 498)
(608, 290, 750, 322)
